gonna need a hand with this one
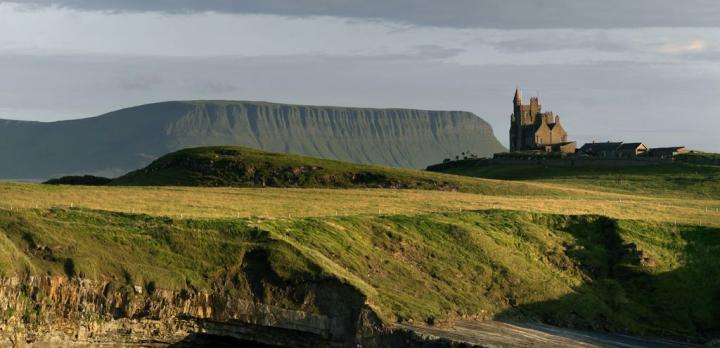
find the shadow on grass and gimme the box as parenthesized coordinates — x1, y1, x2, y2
(496, 217, 720, 344)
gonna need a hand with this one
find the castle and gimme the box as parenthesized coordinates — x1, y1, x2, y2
(509, 89, 576, 154)
(430, 88, 693, 167)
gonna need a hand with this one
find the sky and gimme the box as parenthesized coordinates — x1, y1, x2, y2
(1, 1, 719, 151)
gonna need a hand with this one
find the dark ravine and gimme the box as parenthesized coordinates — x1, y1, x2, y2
(0, 101, 505, 180)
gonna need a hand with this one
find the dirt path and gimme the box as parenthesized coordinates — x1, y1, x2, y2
(401, 320, 703, 348)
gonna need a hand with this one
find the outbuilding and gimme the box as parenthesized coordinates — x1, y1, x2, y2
(579, 142, 623, 158)
(649, 146, 689, 158)
(616, 143, 648, 158)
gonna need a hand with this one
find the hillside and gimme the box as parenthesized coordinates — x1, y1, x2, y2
(0, 207, 717, 345)
(112, 146, 465, 189)
(0, 101, 505, 180)
(110, 146, 557, 197)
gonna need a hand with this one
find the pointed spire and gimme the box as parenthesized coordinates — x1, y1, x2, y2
(513, 87, 522, 105)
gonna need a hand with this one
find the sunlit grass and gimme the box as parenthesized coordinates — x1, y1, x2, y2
(0, 182, 718, 227)
(0, 171, 718, 339)
(434, 163, 720, 200)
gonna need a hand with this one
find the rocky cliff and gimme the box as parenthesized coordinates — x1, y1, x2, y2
(0, 101, 505, 180)
(0, 260, 464, 347)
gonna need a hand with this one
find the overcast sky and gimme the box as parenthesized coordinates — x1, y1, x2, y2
(1, 1, 719, 151)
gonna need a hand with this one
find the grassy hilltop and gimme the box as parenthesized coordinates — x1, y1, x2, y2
(105, 146, 573, 197)
(2, 146, 720, 343)
(112, 146, 519, 192)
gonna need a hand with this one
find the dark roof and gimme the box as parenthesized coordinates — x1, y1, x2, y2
(543, 141, 576, 148)
(579, 142, 622, 153)
(617, 142, 646, 151)
(651, 146, 687, 151)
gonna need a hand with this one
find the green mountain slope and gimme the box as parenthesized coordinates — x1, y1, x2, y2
(0, 101, 505, 180)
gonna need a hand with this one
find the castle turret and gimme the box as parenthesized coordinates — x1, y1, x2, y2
(510, 88, 522, 152)
(529, 97, 540, 117)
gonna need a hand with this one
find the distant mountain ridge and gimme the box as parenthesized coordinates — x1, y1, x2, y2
(0, 100, 505, 179)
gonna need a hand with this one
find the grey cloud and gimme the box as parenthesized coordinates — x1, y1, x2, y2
(7, 0, 720, 29)
(491, 34, 631, 53)
(682, 49, 720, 62)
(191, 80, 242, 94)
(118, 74, 164, 90)
(484, 33, 720, 63)
(412, 45, 466, 60)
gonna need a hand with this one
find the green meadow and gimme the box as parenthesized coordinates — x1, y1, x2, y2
(1, 147, 718, 342)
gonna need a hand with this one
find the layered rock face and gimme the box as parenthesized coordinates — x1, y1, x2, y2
(0, 277, 365, 347)
(0, 101, 506, 179)
(0, 252, 465, 347)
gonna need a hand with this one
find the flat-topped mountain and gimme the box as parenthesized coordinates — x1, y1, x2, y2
(0, 100, 505, 180)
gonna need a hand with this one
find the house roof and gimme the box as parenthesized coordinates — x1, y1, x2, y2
(651, 146, 687, 151)
(579, 142, 622, 153)
(617, 142, 646, 151)
(548, 141, 576, 147)
(649, 147, 688, 155)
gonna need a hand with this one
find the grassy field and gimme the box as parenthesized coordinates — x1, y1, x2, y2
(1, 182, 718, 227)
(430, 162, 720, 199)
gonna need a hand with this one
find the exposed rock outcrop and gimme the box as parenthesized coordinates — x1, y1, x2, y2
(0, 250, 368, 347)
(0, 251, 470, 347)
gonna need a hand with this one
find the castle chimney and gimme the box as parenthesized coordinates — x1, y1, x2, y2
(555, 115, 560, 124)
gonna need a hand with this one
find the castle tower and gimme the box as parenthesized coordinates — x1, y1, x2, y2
(513, 88, 523, 123)
(510, 88, 522, 151)
(529, 97, 540, 120)
(513, 88, 522, 106)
